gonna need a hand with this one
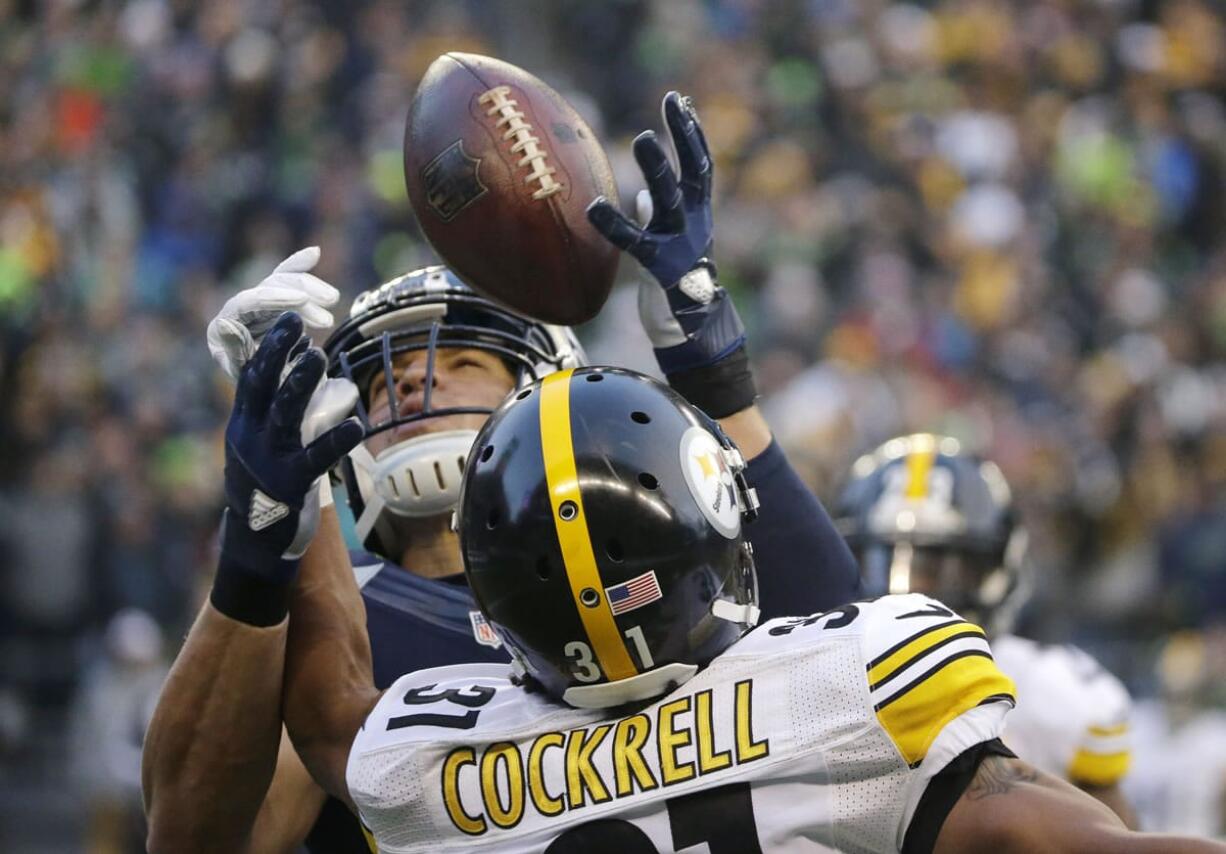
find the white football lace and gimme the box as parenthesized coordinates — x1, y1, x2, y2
(478, 85, 563, 200)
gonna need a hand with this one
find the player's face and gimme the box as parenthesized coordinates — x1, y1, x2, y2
(364, 345, 515, 457)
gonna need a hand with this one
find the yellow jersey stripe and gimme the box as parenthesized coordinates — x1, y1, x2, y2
(904, 448, 936, 498)
(867, 620, 985, 686)
(538, 370, 637, 681)
(868, 626, 988, 691)
(360, 821, 378, 853)
(1068, 748, 1131, 787)
(1087, 723, 1129, 737)
(875, 650, 1016, 767)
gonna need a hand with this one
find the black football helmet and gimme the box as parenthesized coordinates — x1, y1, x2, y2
(323, 266, 584, 555)
(457, 367, 761, 709)
(835, 433, 1029, 634)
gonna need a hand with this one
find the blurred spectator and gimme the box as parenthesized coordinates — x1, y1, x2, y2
(70, 609, 167, 854)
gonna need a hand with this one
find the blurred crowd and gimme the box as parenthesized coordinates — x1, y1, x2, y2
(0, 0, 1223, 848)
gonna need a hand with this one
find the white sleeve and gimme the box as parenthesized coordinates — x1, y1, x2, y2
(897, 700, 1013, 849)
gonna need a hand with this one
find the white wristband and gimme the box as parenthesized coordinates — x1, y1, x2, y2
(317, 474, 334, 509)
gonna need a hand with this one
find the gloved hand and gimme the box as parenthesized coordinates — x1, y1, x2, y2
(586, 92, 754, 417)
(206, 246, 339, 381)
(205, 245, 355, 450)
(212, 312, 364, 625)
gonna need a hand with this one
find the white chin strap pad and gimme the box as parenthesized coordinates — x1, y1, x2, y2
(712, 598, 760, 626)
(562, 663, 700, 710)
(351, 430, 478, 542)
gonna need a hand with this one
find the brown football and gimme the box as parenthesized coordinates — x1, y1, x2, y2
(404, 53, 621, 326)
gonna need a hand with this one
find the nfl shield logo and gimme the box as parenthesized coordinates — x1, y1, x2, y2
(422, 140, 487, 221)
(469, 611, 502, 649)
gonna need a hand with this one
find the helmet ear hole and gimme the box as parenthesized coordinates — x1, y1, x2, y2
(535, 555, 552, 580)
(516, 388, 533, 400)
(631, 411, 651, 424)
(637, 472, 658, 490)
(606, 538, 624, 563)
(480, 444, 495, 462)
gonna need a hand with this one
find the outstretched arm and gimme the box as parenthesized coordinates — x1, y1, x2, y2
(142, 603, 288, 854)
(936, 755, 1226, 853)
(1079, 781, 1138, 829)
(589, 92, 861, 615)
(144, 509, 358, 854)
(143, 313, 363, 853)
(282, 501, 381, 807)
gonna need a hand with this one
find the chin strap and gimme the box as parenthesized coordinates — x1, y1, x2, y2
(711, 598, 760, 626)
(562, 662, 701, 710)
(349, 430, 479, 547)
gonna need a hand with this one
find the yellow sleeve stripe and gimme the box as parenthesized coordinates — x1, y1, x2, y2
(867, 620, 986, 688)
(1088, 723, 1128, 737)
(875, 650, 1016, 767)
(360, 820, 378, 853)
(1068, 748, 1131, 787)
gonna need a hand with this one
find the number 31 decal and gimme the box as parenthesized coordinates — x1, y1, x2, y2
(565, 626, 655, 682)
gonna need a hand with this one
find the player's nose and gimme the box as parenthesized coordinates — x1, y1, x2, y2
(394, 356, 439, 397)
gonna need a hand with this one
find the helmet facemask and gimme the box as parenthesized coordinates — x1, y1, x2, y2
(324, 267, 584, 557)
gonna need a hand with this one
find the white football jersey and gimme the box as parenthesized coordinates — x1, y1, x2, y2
(348, 594, 1016, 853)
(991, 634, 1131, 787)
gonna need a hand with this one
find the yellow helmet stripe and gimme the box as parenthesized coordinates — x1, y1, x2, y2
(538, 370, 637, 681)
(904, 447, 936, 498)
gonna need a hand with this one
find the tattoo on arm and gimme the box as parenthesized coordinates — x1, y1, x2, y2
(964, 757, 1040, 801)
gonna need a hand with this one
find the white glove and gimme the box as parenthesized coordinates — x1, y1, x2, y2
(206, 247, 354, 498)
(206, 246, 340, 381)
(301, 374, 360, 507)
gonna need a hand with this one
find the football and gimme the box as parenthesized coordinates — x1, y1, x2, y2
(404, 52, 621, 326)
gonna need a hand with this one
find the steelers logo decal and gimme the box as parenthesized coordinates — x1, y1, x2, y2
(679, 426, 741, 539)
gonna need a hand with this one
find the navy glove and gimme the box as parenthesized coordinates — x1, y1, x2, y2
(586, 92, 754, 416)
(213, 312, 364, 625)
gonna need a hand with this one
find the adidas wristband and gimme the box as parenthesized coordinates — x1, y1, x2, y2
(665, 346, 758, 419)
(210, 556, 292, 627)
(210, 507, 297, 627)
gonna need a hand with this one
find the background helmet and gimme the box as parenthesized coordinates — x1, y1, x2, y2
(323, 266, 584, 556)
(835, 433, 1030, 633)
(458, 367, 761, 709)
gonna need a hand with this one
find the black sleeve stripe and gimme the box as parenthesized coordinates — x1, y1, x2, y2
(976, 693, 1016, 708)
(873, 649, 995, 712)
(868, 630, 989, 691)
(902, 738, 1017, 854)
(865, 619, 967, 670)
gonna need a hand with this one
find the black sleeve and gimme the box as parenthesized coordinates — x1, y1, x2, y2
(902, 738, 1017, 854)
(305, 795, 373, 853)
(743, 439, 863, 618)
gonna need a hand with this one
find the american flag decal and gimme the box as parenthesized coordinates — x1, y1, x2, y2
(605, 571, 663, 616)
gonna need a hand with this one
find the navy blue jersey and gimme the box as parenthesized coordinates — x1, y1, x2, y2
(304, 439, 859, 853)
(355, 551, 509, 688)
